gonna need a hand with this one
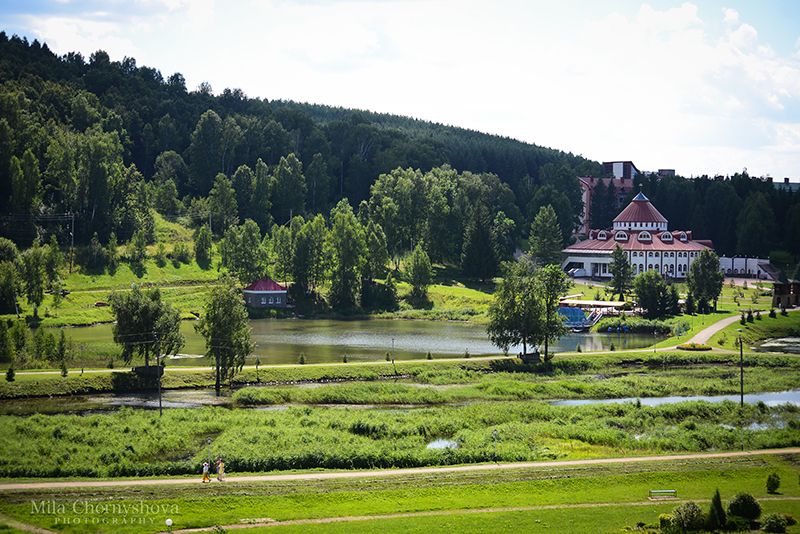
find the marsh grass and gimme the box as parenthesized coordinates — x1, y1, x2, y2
(1, 398, 798, 478)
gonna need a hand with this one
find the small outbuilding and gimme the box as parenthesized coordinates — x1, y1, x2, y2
(243, 276, 288, 308)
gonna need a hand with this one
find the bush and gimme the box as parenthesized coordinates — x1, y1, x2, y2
(5, 367, 14, 382)
(769, 308, 777, 318)
(672, 501, 705, 532)
(727, 492, 761, 520)
(766, 472, 781, 493)
(761, 513, 788, 533)
(724, 515, 750, 531)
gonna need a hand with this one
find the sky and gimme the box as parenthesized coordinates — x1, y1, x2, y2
(1, 0, 799, 180)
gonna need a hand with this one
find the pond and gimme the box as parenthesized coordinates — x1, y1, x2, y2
(3, 387, 798, 417)
(550, 389, 800, 407)
(59, 319, 664, 366)
(754, 337, 800, 354)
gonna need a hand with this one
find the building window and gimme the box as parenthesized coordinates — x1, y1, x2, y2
(615, 231, 628, 241)
(269, 296, 274, 304)
(277, 296, 282, 304)
(261, 297, 266, 304)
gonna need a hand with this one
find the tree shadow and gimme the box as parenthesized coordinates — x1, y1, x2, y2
(196, 258, 213, 271)
(129, 261, 147, 278)
(404, 293, 433, 310)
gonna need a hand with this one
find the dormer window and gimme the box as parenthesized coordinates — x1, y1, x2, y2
(638, 231, 652, 242)
(661, 232, 673, 242)
(680, 232, 687, 241)
(598, 230, 608, 240)
(615, 231, 628, 241)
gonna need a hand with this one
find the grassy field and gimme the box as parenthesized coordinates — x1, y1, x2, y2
(1, 453, 798, 533)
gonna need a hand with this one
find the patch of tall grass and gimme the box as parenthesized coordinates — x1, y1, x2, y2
(1, 400, 797, 478)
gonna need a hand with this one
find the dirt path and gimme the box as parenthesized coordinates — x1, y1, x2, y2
(2, 448, 798, 491)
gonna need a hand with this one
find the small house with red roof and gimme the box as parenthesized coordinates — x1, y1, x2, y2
(561, 191, 712, 280)
(243, 276, 288, 308)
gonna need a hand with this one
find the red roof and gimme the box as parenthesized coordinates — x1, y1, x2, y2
(613, 193, 667, 224)
(244, 276, 286, 292)
(563, 230, 710, 254)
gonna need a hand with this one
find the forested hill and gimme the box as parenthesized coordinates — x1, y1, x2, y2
(0, 31, 598, 243)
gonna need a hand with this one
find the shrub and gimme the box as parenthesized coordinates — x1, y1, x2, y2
(727, 492, 761, 520)
(342, 354, 348, 363)
(426, 351, 432, 360)
(672, 501, 705, 532)
(766, 472, 781, 493)
(706, 488, 726, 531)
(724, 515, 750, 531)
(761, 513, 788, 533)
(746, 309, 754, 323)
(769, 308, 777, 318)
(5, 367, 14, 382)
(784, 514, 797, 526)
(385, 352, 391, 361)
(299, 353, 305, 365)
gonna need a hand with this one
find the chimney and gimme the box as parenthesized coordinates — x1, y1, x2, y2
(786, 178, 790, 184)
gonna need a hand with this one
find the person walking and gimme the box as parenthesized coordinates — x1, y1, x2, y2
(216, 457, 225, 482)
(202, 462, 210, 483)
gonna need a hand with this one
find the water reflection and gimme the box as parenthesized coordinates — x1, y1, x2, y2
(60, 319, 664, 366)
(550, 389, 800, 407)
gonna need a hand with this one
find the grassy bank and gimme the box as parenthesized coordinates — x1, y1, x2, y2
(0, 454, 798, 533)
(3, 352, 800, 402)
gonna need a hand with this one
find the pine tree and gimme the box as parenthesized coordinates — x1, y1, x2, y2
(461, 204, 498, 281)
(529, 205, 562, 266)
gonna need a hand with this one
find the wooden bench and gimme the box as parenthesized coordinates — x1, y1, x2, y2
(649, 489, 677, 500)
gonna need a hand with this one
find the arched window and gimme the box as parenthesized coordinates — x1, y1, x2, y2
(661, 232, 673, 242)
(598, 230, 607, 240)
(615, 231, 628, 241)
(638, 231, 652, 242)
(680, 232, 688, 241)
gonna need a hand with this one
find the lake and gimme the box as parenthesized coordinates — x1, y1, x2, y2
(59, 318, 664, 366)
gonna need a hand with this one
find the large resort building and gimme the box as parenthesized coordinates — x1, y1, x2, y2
(561, 191, 713, 280)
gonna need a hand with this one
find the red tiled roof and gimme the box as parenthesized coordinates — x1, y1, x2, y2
(563, 231, 709, 253)
(613, 193, 667, 224)
(244, 276, 286, 292)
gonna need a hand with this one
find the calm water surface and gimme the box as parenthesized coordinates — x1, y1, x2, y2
(61, 319, 663, 366)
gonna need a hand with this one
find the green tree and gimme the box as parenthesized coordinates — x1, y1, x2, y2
(45, 235, 64, 281)
(128, 229, 148, 265)
(194, 274, 254, 396)
(706, 488, 726, 532)
(272, 154, 306, 219)
(634, 270, 667, 319)
(194, 224, 213, 264)
(248, 159, 275, 233)
(209, 173, 238, 234)
(461, 203, 498, 281)
(0, 320, 13, 363)
(536, 263, 571, 358)
(0, 261, 21, 315)
(21, 240, 46, 317)
(219, 220, 268, 285)
(609, 244, 634, 300)
(408, 241, 433, 298)
(326, 199, 367, 309)
(271, 224, 293, 284)
(686, 248, 725, 314)
(529, 204, 563, 266)
(365, 221, 389, 282)
(487, 257, 540, 355)
(108, 287, 185, 367)
(187, 110, 222, 196)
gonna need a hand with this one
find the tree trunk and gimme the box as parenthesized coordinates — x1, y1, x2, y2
(215, 354, 221, 397)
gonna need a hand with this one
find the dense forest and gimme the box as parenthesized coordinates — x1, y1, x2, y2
(1, 31, 798, 269)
